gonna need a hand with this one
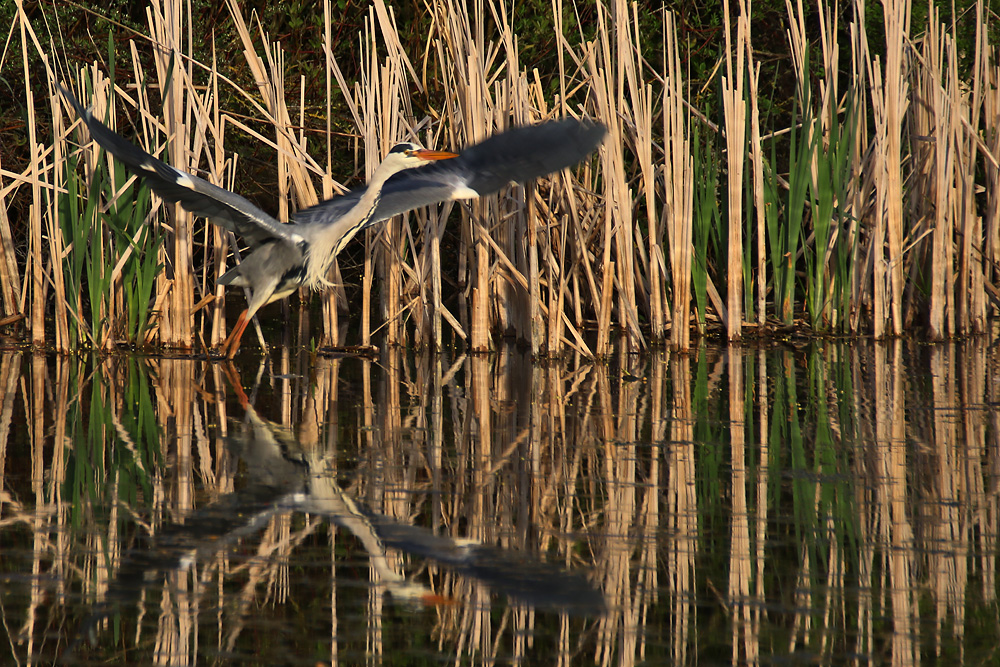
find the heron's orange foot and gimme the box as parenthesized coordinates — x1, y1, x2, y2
(419, 593, 457, 607)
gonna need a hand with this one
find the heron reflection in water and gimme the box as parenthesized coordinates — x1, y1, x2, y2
(63, 365, 605, 660)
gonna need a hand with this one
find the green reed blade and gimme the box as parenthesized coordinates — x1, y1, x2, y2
(692, 127, 719, 334)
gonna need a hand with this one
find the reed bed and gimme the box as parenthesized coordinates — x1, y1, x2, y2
(2, 339, 999, 663)
(2, 0, 999, 352)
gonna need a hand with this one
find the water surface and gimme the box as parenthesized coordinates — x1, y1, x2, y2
(2, 340, 998, 665)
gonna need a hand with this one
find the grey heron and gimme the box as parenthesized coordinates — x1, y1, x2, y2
(60, 85, 606, 356)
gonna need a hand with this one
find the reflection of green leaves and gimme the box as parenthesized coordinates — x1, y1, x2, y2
(693, 347, 723, 536)
(64, 357, 161, 537)
(758, 346, 859, 640)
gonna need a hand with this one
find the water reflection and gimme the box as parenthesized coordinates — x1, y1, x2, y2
(64, 374, 605, 662)
(2, 341, 999, 664)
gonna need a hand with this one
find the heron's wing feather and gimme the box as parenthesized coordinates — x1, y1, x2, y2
(293, 118, 606, 229)
(60, 85, 293, 248)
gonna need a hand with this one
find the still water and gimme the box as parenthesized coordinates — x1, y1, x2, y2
(2, 340, 999, 665)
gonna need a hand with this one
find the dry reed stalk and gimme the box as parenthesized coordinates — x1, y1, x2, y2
(542, 195, 566, 356)
(918, 15, 955, 339)
(784, 0, 811, 322)
(721, 0, 747, 340)
(47, 87, 71, 351)
(489, 3, 533, 347)
(320, 1, 343, 347)
(566, 203, 603, 354)
(611, 3, 643, 352)
(361, 1, 424, 348)
(552, 9, 602, 355)
(595, 259, 615, 354)
(145, 0, 190, 349)
(17, 6, 45, 346)
(433, 0, 495, 352)
(524, 183, 541, 355)
(549, 1, 570, 356)
(867, 55, 890, 339)
(883, 0, 910, 336)
(585, 24, 621, 357)
(954, 3, 987, 334)
(985, 42, 1000, 303)
(545, 203, 568, 356)
(817, 5, 848, 330)
(948, 52, 977, 334)
(618, 3, 663, 341)
(594, 1, 642, 352)
(428, 209, 456, 349)
(0, 132, 22, 324)
(208, 50, 229, 347)
(88, 73, 113, 346)
(0, 163, 21, 321)
(747, 58, 765, 328)
(371, 34, 406, 347)
(663, 10, 693, 351)
(845, 11, 865, 333)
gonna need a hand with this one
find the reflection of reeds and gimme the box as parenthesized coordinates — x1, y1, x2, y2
(4, 341, 1000, 661)
(667, 353, 697, 665)
(8, 1, 1000, 351)
(727, 346, 755, 663)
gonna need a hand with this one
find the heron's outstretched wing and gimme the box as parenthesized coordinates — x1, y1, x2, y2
(59, 85, 295, 248)
(293, 118, 606, 228)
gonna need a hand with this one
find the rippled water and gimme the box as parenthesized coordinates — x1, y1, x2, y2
(2, 339, 999, 665)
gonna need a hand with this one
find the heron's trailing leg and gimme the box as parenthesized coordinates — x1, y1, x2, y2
(222, 309, 251, 358)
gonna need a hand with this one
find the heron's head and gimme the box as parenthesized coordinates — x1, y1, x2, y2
(381, 142, 459, 171)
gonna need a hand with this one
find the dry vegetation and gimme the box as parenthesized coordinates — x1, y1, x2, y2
(2, 0, 999, 354)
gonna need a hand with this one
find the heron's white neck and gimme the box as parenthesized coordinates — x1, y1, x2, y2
(304, 156, 415, 288)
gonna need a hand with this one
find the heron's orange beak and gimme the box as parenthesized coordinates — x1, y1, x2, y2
(412, 148, 459, 160)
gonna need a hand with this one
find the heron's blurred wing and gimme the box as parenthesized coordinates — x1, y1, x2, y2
(293, 118, 606, 228)
(60, 85, 295, 248)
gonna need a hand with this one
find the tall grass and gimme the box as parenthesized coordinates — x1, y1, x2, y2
(3, 0, 1000, 353)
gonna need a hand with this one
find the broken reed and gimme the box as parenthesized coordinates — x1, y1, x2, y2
(3, 0, 999, 355)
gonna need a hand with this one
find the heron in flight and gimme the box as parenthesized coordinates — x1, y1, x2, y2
(60, 85, 606, 356)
